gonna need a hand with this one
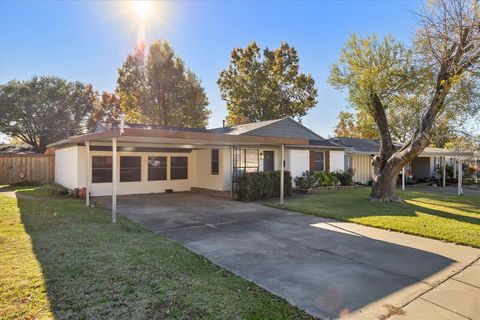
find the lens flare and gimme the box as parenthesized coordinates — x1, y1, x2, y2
(133, 1, 151, 18)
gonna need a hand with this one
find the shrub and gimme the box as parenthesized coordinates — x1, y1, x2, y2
(314, 171, 338, 187)
(294, 170, 348, 189)
(333, 168, 355, 186)
(293, 170, 317, 189)
(38, 183, 69, 196)
(237, 170, 292, 201)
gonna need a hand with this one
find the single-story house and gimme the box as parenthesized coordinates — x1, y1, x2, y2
(329, 137, 477, 185)
(48, 117, 345, 219)
(48, 117, 478, 221)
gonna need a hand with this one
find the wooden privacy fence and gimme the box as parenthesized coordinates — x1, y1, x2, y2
(0, 154, 55, 185)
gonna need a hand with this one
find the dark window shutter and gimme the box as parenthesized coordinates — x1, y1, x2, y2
(325, 150, 330, 172)
(309, 150, 315, 171)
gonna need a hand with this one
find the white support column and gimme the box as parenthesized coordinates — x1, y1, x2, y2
(453, 157, 457, 178)
(230, 146, 234, 200)
(458, 159, 463, 196)
(85, 141, 90, 207)
(112, 138, 117, 223)
(280, 144, 285, 205)
(402, 166, 405, 191)
(475, 157, 478, 183)
(442, 156, 446, 188)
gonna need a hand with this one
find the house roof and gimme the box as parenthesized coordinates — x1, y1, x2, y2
(329, 137, 475, 157)
(210, 118, 326, 141)
(95, 122, 210, 133)
(49, 118, 344, 149)
(329, 137, 381, 153)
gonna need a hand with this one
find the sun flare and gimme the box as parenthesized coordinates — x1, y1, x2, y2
(132, 1, 151, 18)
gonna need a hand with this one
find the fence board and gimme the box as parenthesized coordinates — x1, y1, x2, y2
(0, 154, 55, 184)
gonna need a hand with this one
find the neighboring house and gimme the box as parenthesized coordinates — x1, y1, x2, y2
(330, 137, 476, 184)
(48, 118, 345, 198)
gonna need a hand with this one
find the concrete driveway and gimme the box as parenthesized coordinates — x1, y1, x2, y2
(96, 193, 480, 320)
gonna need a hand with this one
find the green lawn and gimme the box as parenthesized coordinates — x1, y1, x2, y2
(0, 186, 312, 320)
(271, 188, 480, 248)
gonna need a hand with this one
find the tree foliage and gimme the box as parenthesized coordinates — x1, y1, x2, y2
(116, 40, 210, 127)
(0, 76, 97, 153)
(218, 42, 317, 124)
(91, 92, 123, 124)
(334, 111, 379, 139)
(329, 0, 480, 201)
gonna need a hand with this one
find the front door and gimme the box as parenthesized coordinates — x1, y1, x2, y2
(263, 151, 274, 172)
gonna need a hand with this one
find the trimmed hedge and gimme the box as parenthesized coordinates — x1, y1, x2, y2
(237, 170, 292, 201)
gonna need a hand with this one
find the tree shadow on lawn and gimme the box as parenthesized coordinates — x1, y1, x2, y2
(12, 190, 314, 320)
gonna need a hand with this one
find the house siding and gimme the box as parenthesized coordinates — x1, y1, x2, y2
(351, 154, 374, 184)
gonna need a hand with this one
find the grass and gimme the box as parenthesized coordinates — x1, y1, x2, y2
(0, 186, 313, 320)
(270, 187, 480, 248)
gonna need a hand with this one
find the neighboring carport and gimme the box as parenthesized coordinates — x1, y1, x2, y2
(93, 192, 480, 320)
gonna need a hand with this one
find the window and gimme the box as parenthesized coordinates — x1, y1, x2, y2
(245, 149, 259, 173)
(171, 156, 188, 180)
(120, 156, 141, 182)
(233, 149, 259, 176)
(211, 149, 219, 175)
(92, 156, 112, 183)
(312, 151, 324, 171)
(148, 156, 167, 181)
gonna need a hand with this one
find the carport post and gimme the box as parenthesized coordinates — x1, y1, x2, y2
(475, 157, 478, 183)
(442, 157, 446, 188)
(401, 166, 405, 191)
(85, 141, 90, 206)
(458, 159, 463, 196)
(112, 138, 117, 223)
(230, 146, 234, 200)
(280, 144, 285, 205)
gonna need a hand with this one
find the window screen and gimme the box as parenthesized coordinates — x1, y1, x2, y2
(171, 156, 188, 180)
(120, 156, 141, 182)
(211, 149, 219, 175)
(148, 156, 167, 181)
(92, 156, 112, 183)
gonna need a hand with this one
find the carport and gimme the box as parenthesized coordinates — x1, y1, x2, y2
(399, 149, 476, 196)
(49, 123, 328, 223)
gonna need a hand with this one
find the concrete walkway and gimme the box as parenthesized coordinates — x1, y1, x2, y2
(95, 193, 480, 320)
(400, 184, 480, 196)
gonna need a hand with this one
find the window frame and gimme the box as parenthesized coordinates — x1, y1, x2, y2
(211, 149, 219, 175)
(170, 156, 188, 180)
(119, 156, 142, 182)
(91, 156, 113, 183)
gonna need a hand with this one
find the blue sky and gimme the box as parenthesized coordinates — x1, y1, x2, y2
(0, 0, 423, 138)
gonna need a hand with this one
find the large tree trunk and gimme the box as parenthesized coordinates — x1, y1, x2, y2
(370, 168, 401, 202)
